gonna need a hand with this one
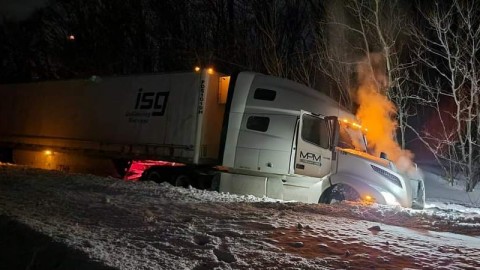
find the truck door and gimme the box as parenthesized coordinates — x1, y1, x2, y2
(294, 111, 333, 178)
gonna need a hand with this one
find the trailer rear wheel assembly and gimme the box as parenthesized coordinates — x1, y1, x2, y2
(143, 169, 174, 184)
(142, 168, 194, 188)
(144, 171, 163, 182)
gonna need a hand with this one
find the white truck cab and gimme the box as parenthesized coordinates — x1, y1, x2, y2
(219, 72, 425, 209)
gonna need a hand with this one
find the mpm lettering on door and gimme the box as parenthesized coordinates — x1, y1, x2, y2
(299, 151, 322, 166)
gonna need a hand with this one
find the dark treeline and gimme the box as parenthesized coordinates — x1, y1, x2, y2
(0, 0, 325, 85)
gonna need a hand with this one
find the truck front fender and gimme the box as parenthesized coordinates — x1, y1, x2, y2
(324, 173, 389, 205)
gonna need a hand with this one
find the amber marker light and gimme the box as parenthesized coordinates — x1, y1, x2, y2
(44, 150, 53, 156)
(207, 67, 214, 74)
(363, 195, 375, 205)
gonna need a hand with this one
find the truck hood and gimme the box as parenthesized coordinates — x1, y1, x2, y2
(337, 148, 391, 169)
(339, 148, 424, 181)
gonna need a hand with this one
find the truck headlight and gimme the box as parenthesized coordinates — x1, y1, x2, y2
(380, 191, 400, 206)
(371, 165, 402, 188)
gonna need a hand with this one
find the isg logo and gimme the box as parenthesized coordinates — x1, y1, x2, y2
(135, 88, 169, 116)
(125, 88, 169, 124)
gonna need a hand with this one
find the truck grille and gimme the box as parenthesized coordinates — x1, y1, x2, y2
(371, 165, 402, 188)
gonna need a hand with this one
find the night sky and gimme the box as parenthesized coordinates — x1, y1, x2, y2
(0, 0, 47, 20)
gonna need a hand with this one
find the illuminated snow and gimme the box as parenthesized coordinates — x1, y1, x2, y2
(0, 164, 479, 269)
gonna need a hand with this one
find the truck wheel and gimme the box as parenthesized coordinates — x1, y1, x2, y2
(411, 194, 425, 210)
(320, 184, 360, 204)
(210, 174, 220, 191)
(173, 174, 191, 188)
(203, 174, 217, 190)
(412, 182, 425, 209)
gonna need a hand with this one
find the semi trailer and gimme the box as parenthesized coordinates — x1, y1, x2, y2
(0, 69, 425, 208)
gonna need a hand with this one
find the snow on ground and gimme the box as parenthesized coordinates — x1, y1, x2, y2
(0, 163, 480, 269)
(421, 164, 480, 212)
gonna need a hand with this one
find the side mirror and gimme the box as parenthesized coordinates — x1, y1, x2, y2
(325, 116, 339, 151)
(380, 152, 388, 160)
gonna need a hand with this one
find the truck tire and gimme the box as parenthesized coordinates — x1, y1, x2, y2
(320, 184, 360, 204)
(173, 174, 191, 188)
(412, 181, 425, 209)
(205, 174, 219, 190)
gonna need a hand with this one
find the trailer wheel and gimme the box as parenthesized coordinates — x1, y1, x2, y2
(112, 159, 131, 178)
(143, 170, 167, 183)
(320, 184, 360, 204)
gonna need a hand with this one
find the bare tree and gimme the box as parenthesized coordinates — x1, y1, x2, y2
(349, 0, 418, 149)
(315, 0, 416, 143)
(249, 0, 316, 84)
(411, 1, 480, 192)
(313, 1, 357, 109)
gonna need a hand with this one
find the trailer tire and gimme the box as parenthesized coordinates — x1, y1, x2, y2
(143, 170, 170, 183)
(112, 159, 131, 178)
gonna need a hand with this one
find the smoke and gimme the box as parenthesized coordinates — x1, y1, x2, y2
(354, 53, 415, 175)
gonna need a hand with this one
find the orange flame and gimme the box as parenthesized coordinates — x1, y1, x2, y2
(355, 53, 414, 174)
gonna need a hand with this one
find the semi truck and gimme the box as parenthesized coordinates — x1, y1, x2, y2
(0, 69, 425, 208)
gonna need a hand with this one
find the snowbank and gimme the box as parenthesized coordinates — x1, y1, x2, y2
(0, 164, 479, 269)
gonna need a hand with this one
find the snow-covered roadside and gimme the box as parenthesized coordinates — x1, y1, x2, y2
(421, 165, 480, 211)
(0, 164, 479, 269)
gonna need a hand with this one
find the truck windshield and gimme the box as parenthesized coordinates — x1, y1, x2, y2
(338, 124, 367, 152)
